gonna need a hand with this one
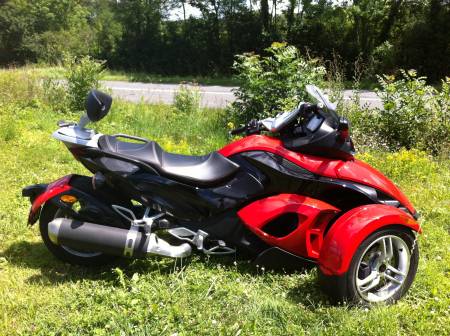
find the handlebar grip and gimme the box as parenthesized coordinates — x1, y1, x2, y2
(230, 125, 247, 135)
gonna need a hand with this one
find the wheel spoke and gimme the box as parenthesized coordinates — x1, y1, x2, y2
(357, 270, 379, 287)
(382, 237, 393, 260)
(355, 234, 412, 302)
(383, 272, 403, 285)
(359, 275, 381, 293)
(387, 264, 406, 277)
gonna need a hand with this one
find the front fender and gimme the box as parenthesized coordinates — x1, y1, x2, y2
(318, 204, 421, 275)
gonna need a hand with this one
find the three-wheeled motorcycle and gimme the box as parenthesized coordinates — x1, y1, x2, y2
(23, 85, 420, 303)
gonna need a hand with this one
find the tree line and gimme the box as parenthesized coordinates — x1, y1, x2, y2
(0, 0, 448, 81)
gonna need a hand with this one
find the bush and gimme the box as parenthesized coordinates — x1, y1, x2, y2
(173, 84, 201, 115)
(64, 55, 105, 111)
(345, 70, 449, 156)
(229, 42, 326, 124)
(376, 70, 449, 154)
(42, 55, 105, 113)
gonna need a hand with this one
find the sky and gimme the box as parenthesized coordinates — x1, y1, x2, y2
(169, 1, 294, 21)
(168, 0, 350, 21)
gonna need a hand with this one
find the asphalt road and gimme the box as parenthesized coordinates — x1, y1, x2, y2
(102, 80, 383, 109)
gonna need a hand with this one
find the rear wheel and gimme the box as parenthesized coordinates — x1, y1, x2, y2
(319, 227, 419, 304)
(40, 203, 117, 266)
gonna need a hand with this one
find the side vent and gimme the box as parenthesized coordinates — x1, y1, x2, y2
(261, 213, 299, 238)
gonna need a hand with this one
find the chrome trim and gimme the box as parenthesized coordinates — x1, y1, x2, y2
(123, 225, 139, 257)
(146, 233, 192, 258)
(168, 227, 236, 255)
(48, 218, 63, 245)
(77, 113, 90, 129)
(52, 126, 102, 147)
(355, 235, 410, 302)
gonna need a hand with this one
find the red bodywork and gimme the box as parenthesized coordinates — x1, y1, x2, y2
(222, 135, 420, 274)
(238, 194, 339, 258)
(318, 204, 421, 275)
(28, 175, 72, 224)
(219, 135, 415, 214)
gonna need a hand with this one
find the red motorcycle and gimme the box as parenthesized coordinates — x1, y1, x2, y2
(23, 85, 420, 304)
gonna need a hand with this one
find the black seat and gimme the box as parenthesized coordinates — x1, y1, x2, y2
(98, 135, 239, 186)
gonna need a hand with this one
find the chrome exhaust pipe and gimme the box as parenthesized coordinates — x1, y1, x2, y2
(48, 218, 191, 258)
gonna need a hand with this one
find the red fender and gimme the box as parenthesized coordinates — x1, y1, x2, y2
(28, 175, 72, 224)
(238, 194, 340, 258)
(318, 204, 421, 276)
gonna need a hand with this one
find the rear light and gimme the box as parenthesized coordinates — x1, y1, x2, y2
(47, 175, 72, 190)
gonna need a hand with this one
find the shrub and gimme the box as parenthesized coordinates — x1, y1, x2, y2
(345, 71, 449, 156)
(341, 100, 387, 152)
(229, 42, 326, 124)
(42, 55, 105, 113)
(64, 54, 106, 111)
(173, 84, 201, 115)
(375, 70, 449, 155)
(42, 77, 70, 113)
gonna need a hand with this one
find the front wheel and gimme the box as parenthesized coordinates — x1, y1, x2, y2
(319, 227, 419, 304)
(40, 203, 117, 266)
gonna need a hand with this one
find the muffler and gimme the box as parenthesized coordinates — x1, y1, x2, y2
(48, 218, 192, 258)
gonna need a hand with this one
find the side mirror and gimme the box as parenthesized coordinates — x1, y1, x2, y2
(85, 90, 112, 122)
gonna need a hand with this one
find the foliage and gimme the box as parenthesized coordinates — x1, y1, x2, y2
(0, 68, 42, 108)
(43, 55, 105, 113)
(173, 84, 201, 115)
(0, 70, 449, 334)
(229, 43, 325, 123)
(344, 71, 450, 156)
(376, 71, 449, 154)
(1, 0, 448, 81)
(64, 55, 106, 112)
(0, 0, 95, 64)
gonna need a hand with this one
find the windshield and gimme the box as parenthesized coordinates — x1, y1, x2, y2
(305, 85, 339, 121)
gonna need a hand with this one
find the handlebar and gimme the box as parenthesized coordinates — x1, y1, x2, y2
(229, 103, 321, 137)
(230, 119, 261, 136)
(230, 125, 247, 135)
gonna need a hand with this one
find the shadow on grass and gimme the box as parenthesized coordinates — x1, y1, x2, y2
(2, 240, 334, 307)
(0, 240, 192, 286)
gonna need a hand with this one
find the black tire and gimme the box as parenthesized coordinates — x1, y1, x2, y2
(39, 203, 118, 266)
(319, 226, 419, 305)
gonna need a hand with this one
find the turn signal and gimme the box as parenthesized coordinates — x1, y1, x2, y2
(60, 195, 78, 204)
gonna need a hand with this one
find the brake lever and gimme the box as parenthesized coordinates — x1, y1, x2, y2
(245, 119, 261, 135)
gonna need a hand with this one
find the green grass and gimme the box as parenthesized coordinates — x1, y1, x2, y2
(0, 65, 240, 86)
(103, 70, 241, 87)
(0, 71, 449, 335)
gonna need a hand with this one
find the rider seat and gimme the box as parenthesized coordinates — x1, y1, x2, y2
(98, 135, 239, 186)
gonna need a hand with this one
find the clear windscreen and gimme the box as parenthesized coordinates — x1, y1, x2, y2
(305, 85, 339, 121)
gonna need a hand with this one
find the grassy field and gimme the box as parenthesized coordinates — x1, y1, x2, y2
(1, 65, 241, 87)
(0, 70, 449, 335)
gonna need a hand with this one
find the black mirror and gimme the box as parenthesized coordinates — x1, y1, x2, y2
(85, 90, 112, 122)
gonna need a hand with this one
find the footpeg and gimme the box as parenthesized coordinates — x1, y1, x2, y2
(168, 227, 236, 255)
